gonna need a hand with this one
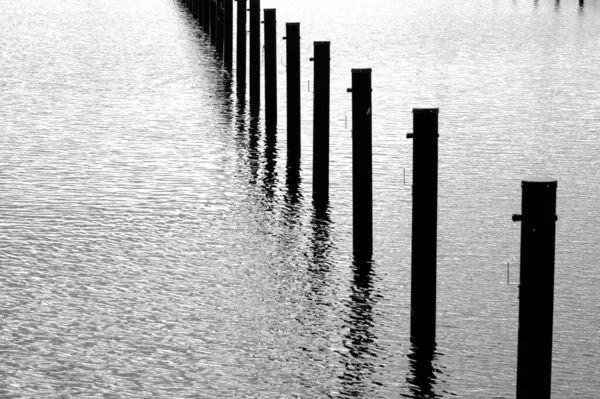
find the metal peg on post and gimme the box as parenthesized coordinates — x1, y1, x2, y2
(408, 108, 439, 347)
(312, 41, 330, 201)
(285, 23, 301, 158)
(513, 178, 558, 399)
(348, 68, 373, 259)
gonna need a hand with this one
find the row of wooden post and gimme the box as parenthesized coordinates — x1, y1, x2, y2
(181, 1, 558, 397)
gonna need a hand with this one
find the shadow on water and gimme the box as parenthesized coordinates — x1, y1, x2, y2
(338, 255, 381, 398)
(402, 339, 444, 399)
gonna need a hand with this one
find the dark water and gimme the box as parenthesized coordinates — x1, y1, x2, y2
(1, 0, 599, 397)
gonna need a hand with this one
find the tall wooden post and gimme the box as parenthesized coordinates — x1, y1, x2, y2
(203, 0, 210, 34)
(236, 0, 247, 97)
(513, 178, 558, 399)
(408, 108, 439, 346)
(224, 0, 233, 70)
(216, 0, 224, 55)
(348, 68, 372, 258)
(210, 0, 217, 44)
(312, 41, 330, 200)
(249, 0, 261, 109)
(263, 9, 277, 129)
(285, 23, 301, 157)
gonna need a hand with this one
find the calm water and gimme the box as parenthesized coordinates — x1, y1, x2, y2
(1, 0, 600, 397)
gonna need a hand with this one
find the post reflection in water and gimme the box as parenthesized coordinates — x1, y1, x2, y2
(338, 256, 381, 398)
(247, 104, 260, 185)
(404, 339, 443, 399)
(261, 125, 278, 206)
(283, 156, 302, 227)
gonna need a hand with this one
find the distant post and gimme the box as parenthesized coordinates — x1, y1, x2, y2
(224, 0, 233, 70)
(249, 0, 261, 109)
(285, 23, 301, 157)
(216, 0, 224, 55)
(203, 0, 210, 34)
(348, 68, 372, 258)
(263, 9, 277, 129)
(210, 0, 217, 44)
(236, 0, 247, 97)
(408, 108, 439, 346)
(312, 41, 330, 200)
(513, 178, 558, 399)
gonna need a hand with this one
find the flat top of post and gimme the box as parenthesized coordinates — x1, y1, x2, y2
(351, 68, 372, 74)
(286, 22, 300, 27)
(522, 177, 557, 186)
(413, 108, 439, 114)
(314, 41, 330, 46)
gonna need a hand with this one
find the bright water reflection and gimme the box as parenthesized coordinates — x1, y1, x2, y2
(2, 0, 600, 397)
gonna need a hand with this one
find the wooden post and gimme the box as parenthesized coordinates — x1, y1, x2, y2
(407, 108, 439, 346)
(216, 0, 224, 55)
(203, 0, 210, 34)
(513, 178, 558, 399)
(236, 0, 247, 97)
(249, 0, 261, 109)
(224, 0, 233, 70)
(198, 0, 203, 25)
(311, 41, 330, 200)
(210, 0, 217, 44)
(263, 9, 277, 129)
(285, 23, 301, 158)
(348, 68, 372, 258)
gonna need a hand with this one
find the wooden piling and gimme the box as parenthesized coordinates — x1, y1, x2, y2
(236, 0, 247, 97)
(203, 0, 210, 34)
(513, 178, 558, 399)
(348, 68, 372, 258)
(285, 23, 301, 157)
(216, 0, 224, 55)
(210, 0, 217, 44)
(312, 41, 330, 200)
(264, 9, 277, 129)
(224, 0, 233, 70)
(249, 0, 261, 109)
(408, 108, 439, 346)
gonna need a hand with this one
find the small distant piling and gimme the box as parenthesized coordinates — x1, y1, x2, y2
(311, 41, 330, 200)
(249, 0, 261, 109)
(216, 0, 224, 55)
(513, 178, 558, 399)
(236, 0, 247, 97)
(210, 0, 217, 44)
(224, 0, 233, 70)
(203, 0, 210, 34)
(285, 23, 301, 157)
(264, 9, 277, 129)
(348, 68, 373, 258)
(408, 108, 439, 346)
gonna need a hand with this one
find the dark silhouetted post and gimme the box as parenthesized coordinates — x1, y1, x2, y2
(513, 178, 558, 399)
(224, 0, 233, 70)
(264, 9, 277, 129)
(285, 23, 301, 157)
(249, 0, 261, 109)
(408, 108, 439, 346)
(216, 0, 224, 55)
(210, 0, 217, 44)
(236, 0, 247, 97)
(203, 0, 210, 34)
(198, 0, 204, 25)
(348, 68, 372, 258)
(312, 41, 330, 200)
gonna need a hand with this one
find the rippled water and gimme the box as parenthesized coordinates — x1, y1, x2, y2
(1, 0, 599, 397)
